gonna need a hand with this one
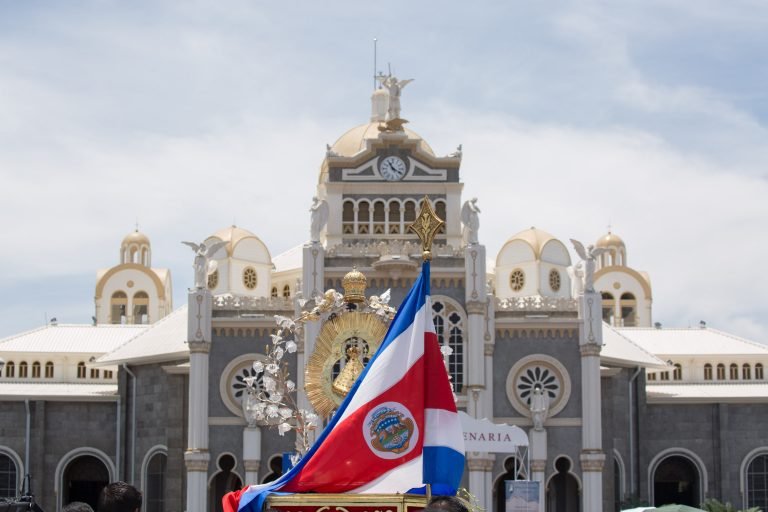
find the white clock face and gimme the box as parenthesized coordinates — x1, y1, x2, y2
(379, 156, 407, 181)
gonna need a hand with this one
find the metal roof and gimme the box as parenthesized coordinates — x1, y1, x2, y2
(647, 383, 768, 403)
(0, 382, 117, 401)
(0, 324, 148, 354)
(601, 323, 669, 368)
(615, 327, 768, 356)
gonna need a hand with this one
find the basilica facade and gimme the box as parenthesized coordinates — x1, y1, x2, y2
(1, 83, 768, 512)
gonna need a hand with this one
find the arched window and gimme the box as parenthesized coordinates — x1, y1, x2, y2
(703, 364, 712, 381)
(110, 291, 128, 324)
(282, 285, 291, 298)
(403, 200, 417, 224)
(145, 452, 167, 512)
(673, 363, 682, 381)
(18, 362, 28, 378)
(388, 200, 401, 234)
(271, 287, 278, 298)
(620, 292, 637, 327)
(31, 362, 41, 379)
(601, 292, 615, 324)
(77, 362, 86, 379)
(209, 454, 242, 512)
(0, 452, 18, 499)
(372, 200, 386, 234)
(743, 364, 752, 380)
(141, 247, 150, 267)
(357, 201, 370, 234)
(730, 363, 739, 380)
(3, 362, 14, 378)
(90, 368, 100, 379)
(494, 456, 529, 512)
(652, 455, 701, 507)
(133, 291, 149, 324)
(45, 361, 54, 378)
(435, 200, 446, 234)
(431, 298, 465, 393)
(716, 364, 726, 380)
(757, 364, 764, 380)
(342, 201, 355, 234)
(262, 455, 284, 484)
(746, 453, 768, 509)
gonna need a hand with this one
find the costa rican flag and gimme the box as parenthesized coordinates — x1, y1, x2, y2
(223, 260, 465, 512)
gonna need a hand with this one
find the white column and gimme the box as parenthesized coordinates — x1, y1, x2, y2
(185, 289, 212, 512)
(579, 290, 605, 512)
(243, 427, 262, 484)
(465, 245, 487, 412)
(467, 454, 495, 511)
(299, 243, 324, 444)
(529, 429, 548, 512)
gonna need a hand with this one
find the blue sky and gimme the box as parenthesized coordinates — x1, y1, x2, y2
(1, 0, 767, 341)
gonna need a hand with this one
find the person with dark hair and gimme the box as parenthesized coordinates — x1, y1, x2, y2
(425, 495, 469, 512)
(62, 501, 94, 512)
(97, 482, 142, 512)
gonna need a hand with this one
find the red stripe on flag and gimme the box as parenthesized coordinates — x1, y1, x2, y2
(282, 356, 428, 493)
(423, 331, 458, 412)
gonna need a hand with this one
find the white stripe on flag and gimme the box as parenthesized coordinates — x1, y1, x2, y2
(424, 409, 465, 453)
(338, 303, 431, 423)
(348, 455, 423, 494)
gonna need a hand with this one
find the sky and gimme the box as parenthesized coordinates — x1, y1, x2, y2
(0, 1, 767, 342)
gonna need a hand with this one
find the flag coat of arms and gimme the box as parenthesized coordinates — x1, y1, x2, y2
(223, 260, 465, 512)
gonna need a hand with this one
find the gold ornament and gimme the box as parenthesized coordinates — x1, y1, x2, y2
(342, 267, 367, 303)
(305, 312, 389, 417)
(407, 196, 445, 261)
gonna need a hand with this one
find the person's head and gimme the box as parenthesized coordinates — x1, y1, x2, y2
(97, 481, 142, 512)
(62, 502, 94, 512)
(426, 495, 469, 512)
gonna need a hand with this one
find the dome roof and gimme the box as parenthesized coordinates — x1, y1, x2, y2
(122, 229, 150, 247)
(329, 122, 435, 158)
(596, 231, 625, 249)
(503, 227, 558, 259)
(209, 225, 266, 257)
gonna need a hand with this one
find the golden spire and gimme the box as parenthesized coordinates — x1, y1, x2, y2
(407, 196, 445, 261)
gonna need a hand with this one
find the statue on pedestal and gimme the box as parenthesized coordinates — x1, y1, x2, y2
(309, 197, 329, 243)
(570, 239, 608, 293)
(378, 75, 413, 122)
(530, 386, 550, 431)
(182, 240, 228, 289)
(461, 197, 481, 245)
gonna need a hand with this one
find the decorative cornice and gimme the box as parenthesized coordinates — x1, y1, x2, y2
(212, 295, 293, 311)
(580, 450, 606, 472)
(244, 460, 261, 472)
(496, 296, 578, 313)
(326, 240, 461, 259)
(466, 300, 486, 315)
(184, 459, 209, 472)
(531, 460, 547, 472)
(467, 457, 495, 472)
(579, 344, 602, 357)
(496, 327, 577, 340)
(187, 341, 210, 354)
(484, 343, 495, 356)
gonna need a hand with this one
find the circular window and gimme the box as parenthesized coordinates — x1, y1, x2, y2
(243, 267, 257, 289)
(506, 354, 571, 417)
(549, 269, 561, 292)
(510, 269, 525, 292)
(208, 269, 219, 290)
(219, 354, 269, 420)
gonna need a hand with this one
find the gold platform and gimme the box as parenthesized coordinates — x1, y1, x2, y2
(266, 493, 428, 512)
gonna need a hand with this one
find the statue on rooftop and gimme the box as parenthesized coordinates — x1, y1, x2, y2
(378, 75, 414, 122)
(570, 239, 609, 293)
(310, 196, 329, 243)
(182, 240, 228, 290)
(461, 197, 481, 245)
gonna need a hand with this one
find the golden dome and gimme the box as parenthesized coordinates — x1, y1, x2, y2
(329, 122, 435, 158)
(596, 231, 625, 249)
(122, 229, 150, 247)
(503, 227, 558, 259)
(342, 267, 367, 303)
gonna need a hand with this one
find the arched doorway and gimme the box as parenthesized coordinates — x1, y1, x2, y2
(546, 457, 580, 512)
(653, 455, 700, 507)
(209, 454, 243, 512)
(62, 455, 109, 510)
(493, 457, 528, 512)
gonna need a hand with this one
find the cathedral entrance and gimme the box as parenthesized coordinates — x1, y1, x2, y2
(652, 455, 700, 507)
(62, 455, 109, 510)
(546, 457, 580, 512)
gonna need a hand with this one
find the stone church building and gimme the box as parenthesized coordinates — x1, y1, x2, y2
(1, 82, 767, 512)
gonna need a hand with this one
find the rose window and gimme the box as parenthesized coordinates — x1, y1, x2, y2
(517, 366, 559, 405)
(243, 267, 257, 289)
(510, 269, 525, 292)
(549, 269, 561, 292)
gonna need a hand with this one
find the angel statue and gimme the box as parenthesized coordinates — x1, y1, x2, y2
(181, 240, 228, 289)
(461, 197, 481, 245)
(530, 386, 550, 431)
(378, 75, 414, 121)
(309, 197, 329, 243)
(570, 239, 609, 293)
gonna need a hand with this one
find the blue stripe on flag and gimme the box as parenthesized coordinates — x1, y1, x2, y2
(423, 446, 464, 491)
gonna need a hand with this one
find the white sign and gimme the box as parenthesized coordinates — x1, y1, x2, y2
(459, 412, 529, 452)
(505, 480, 539, 512)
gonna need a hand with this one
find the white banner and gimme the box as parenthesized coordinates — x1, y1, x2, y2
(459, 412, 529, 452)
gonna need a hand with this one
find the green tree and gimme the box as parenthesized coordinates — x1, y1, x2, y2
(701, 497, 762, 512)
